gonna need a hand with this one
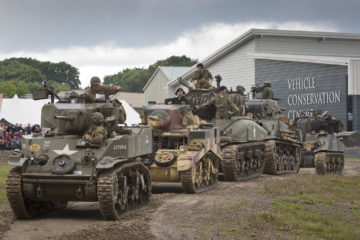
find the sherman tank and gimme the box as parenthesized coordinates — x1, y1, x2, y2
(180, 76, 301, 178)
(295, 110, 345, 174)
(6, 83, 152, 220)
(179, 77, 268, 181)
(140, 103, 221, 193)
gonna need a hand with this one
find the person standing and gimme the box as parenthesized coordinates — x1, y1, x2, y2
(203, 86, 239, 119)
(86, 76, 122, 102)
(191, 63, 213, 83)
(262, 81, 274, 99)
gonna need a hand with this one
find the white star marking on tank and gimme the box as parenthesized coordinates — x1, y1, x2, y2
(53, 144, 77, 155)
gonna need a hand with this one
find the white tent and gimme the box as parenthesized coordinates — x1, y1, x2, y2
(0, 95, 140, 126)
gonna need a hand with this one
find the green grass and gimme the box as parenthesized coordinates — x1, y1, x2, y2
(263, 174, 360, 240)
(0, 165, 12, 203)
(345, 157, 360, 161)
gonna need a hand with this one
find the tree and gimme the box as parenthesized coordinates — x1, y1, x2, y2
(104, 55, 197, 92)
(0, 81, 17, 97)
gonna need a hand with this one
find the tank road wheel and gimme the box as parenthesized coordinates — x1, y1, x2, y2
(97, 162, 151, 220)
(180, 155, 219, 194)
(315, 152, 344, 175)
(222, 143, 266, 181)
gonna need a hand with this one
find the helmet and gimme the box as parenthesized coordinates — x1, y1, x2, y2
(90, 76, 101, 87)
(92, 112, 104, 125)
(236, 85, 245, 93)
(175, 88, 185, 95)
(264, 81, 271, 87)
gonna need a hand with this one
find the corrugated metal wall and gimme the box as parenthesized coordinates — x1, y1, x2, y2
(255, 59, 348, 129)
(144, 70, 168, 104)
(255, 36, 360, 58)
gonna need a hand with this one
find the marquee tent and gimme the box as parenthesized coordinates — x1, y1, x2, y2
(0, 95, 140, 126)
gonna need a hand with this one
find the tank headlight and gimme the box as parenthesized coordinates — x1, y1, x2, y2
(37, 154, 49, 165)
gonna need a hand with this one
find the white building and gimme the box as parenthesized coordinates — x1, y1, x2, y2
(168, 28, 360, 131)
(143, 66, 189, 104)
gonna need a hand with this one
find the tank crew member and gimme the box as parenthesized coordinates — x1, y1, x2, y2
(83, 112, 107, 144)
(167, 88, 190, 105)
(86, 76, 122, 102)
(193, 74, 213, 90)
(236, 85, 246, 96)
(203, 86, 239, 119)
(262, 81, 274, 99)
(191, 63, 213, 83)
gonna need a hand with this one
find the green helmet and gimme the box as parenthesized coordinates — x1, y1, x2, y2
(90, 76, 101, 87)
(92, 112, 104, 125)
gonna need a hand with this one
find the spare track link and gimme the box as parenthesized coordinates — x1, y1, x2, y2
(180, 153, 220, 194)
(314, 152, 344, 175)
(221, 142, 266, 181)
(264, 140, 301, 175)
(6, 167, 66, 219)
(97, 161, 151, 220)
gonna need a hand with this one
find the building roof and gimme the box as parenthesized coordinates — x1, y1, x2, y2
(143, 66, 189, 91)
(168, 28, 360, 87)
(57, 90, 145, 108)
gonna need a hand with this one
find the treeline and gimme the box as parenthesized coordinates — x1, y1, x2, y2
(103, 55, 197, 92)
(0, 55, 196, 97)
(0, 58, 80, 97)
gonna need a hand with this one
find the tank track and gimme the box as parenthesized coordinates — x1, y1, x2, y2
(179, 153, 220, 194)
(314, 152, 344, 175)
(6, 167, 67, 219)
(263, 140, 301, 175)
(300, 151, 315, 168)
(221, 142, 266, 181)
(97, 161, 151, 220)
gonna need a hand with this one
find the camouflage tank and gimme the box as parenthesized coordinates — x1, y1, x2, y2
(6, 83, 152, 220)
(179, 77, 268, 181)
(141, 103, 221, 193)
(295, 110, 345, 174)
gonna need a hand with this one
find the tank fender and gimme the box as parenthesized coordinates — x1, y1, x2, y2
(8, 157, 27, 167)
(177, 151, 201, 172)
(96, 157, 129, 170)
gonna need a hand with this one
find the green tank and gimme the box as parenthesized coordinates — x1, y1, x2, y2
(180, 77, 268, 181)
(6, 84, 152, 220)
(295, 110, 345, 174)
(141, 104, 221, 193)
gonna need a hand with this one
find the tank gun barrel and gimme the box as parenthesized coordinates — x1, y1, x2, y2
(178, 77, 192, 90)
(55, 115, 75, 121)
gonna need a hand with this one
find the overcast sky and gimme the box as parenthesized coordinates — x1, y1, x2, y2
(1, 0, 359, 88)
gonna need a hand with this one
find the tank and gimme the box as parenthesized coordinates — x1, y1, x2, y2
(6, 83, 152, 220)
(295, 110, 345, 174)
(181, 77, 301, 178)
(245, 98, 301, 175)
(141, 103, 221, 193)
(180, 77, 268, 181)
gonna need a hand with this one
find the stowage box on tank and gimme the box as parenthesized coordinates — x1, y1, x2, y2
(6, 86, 152, 220)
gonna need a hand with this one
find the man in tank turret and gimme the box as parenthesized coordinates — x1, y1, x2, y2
(191, 63, 213, 83)
(83, 112, 107, 144)
(203, 86, 239, 119)
(193, 74, 213, 90)
(86, 76, 122, 102)
(262, 81, 274, 99)
(166, 88, 190, 105)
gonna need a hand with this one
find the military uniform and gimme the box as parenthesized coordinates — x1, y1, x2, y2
(85, 85, 120, 102)
(168, 96, 190, 105)
(262, 87, 274, 99)
(205, 94, 238, 119)
(191, 69, 213, 82)
(195, 80, 212, 90)
(85, 125, 107, 144)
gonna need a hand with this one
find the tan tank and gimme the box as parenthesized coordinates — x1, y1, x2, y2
(141, 104, 221, 193)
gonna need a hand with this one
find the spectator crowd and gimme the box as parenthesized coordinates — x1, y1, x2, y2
(0, 123, 41, 150)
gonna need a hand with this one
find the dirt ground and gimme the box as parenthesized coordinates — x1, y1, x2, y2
(0, 161, 359, 240)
